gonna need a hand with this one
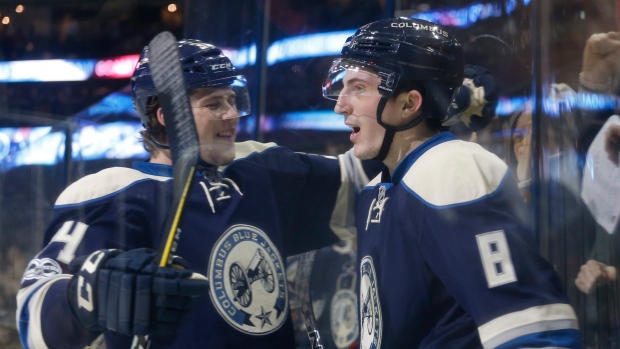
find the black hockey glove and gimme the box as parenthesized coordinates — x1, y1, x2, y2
(445, 64, 499, 131)
(67, 248, 209, 336)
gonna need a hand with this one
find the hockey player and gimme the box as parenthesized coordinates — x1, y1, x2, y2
(322, 18, 582, 348)
(16, 39, 376, 349)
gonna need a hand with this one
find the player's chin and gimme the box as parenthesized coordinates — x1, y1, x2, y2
(353, 145, 375, 161)
(201, 146, 235, 166)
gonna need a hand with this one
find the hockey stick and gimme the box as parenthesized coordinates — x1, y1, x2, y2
(147, 31, 200, 268)
(131, 31, 201, 349)
(295, 250, 325, 349)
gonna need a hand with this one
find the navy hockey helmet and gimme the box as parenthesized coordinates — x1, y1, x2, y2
(323, 17, 464, 122)
(131, 39, 251, 128)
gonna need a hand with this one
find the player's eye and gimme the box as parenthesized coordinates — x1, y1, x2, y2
(203, 102, 220, 110)
(353, 85, 365, 95)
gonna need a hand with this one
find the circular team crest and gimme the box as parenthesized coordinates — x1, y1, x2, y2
(360, 256, 382, 349)
(330, 289, 359, 348)
(208, 224, 288, 335)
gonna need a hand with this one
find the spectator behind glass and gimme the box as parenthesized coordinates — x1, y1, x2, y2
(575, 32, 620, 295)
(503, 86, 597, 329)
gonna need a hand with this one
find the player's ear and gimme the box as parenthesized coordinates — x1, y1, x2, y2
(402, 89, 423, 120)
(156, 107, 166, 127)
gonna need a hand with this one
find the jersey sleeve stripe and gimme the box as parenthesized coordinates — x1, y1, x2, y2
(55, 167, 171, 206)
(17, 275, 71, 349)
(478, 303, 579, 349)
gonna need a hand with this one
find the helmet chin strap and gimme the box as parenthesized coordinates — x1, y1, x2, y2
(373, 96, 427, 161)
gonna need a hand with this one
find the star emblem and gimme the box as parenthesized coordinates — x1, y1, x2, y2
(256, 306, 273, 328)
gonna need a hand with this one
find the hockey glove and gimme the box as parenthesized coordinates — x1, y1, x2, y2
(445, 64, 499, 131)
(67, 248, 209, 336)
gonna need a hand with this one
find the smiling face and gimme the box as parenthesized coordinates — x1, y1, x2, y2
(333, 69, 387, 160)
(189, 87, 240, 166)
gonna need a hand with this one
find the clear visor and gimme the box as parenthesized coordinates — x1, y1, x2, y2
(190, 75, 251, 119)
(322, 58, 400, 100)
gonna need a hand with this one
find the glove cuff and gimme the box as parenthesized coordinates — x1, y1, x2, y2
(68, 249, 120, 331)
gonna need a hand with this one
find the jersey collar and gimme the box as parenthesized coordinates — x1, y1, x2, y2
(133, 160, 219, 178)
(133, 160, 174, 177)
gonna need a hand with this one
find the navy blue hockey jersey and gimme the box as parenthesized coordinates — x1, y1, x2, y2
(356, 132, 581, 349)
(16, 141, 373, 349)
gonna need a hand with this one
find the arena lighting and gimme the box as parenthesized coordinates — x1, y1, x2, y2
(2, 16, 10, 25)
(73, 122, 146, 160)
(261, 111, 350, 132)
(94, 54, 140, 78)
(0, 126, 65, 169)
(0, 54, 139, 82)
(16, 5, 24, 13)
(221, 45, 257, 69)
(0, 59, 95, 82)
(266, 30, 355, 65)
(168, 3, 177, 12)
(411, 0, 532, 27)
(412, 2, 503, 27)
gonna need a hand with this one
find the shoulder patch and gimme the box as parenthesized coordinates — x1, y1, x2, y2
(403, 140, 509, 207)
(55, 167, 171, 206)
(22, 258, 62, 281)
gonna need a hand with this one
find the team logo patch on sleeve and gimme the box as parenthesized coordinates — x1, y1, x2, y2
(23, 258, 62, 281)
(360, 256, 382, 349)
(208, 224, 288, 335)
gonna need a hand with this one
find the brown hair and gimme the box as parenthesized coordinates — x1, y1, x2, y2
(138, 96, 168, 153)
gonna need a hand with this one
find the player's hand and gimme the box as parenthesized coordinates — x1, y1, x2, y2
(605, 124, 620, 165)
(574, 260, 617, 294)
(445, 65, 499, 132)
(581, 32, 620, 85)
(67, 248, 209, 336)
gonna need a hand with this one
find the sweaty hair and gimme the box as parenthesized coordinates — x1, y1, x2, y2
(390, 80, 443, 131)
(139, 96, 168, 153)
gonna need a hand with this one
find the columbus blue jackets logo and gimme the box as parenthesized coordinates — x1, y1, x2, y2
(208, 224, 288, 335)
(360, 256, 382, 349)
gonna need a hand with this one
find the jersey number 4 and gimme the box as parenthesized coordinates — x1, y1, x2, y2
(50, 220, 89, 264)
(476, 230, 517, 288)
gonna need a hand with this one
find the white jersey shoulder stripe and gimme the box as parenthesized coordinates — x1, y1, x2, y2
(55, 167, 171, 206)
(478, 303, 579, 349)
(232, 141, 277, 160)
(402, 140, 509, 207)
